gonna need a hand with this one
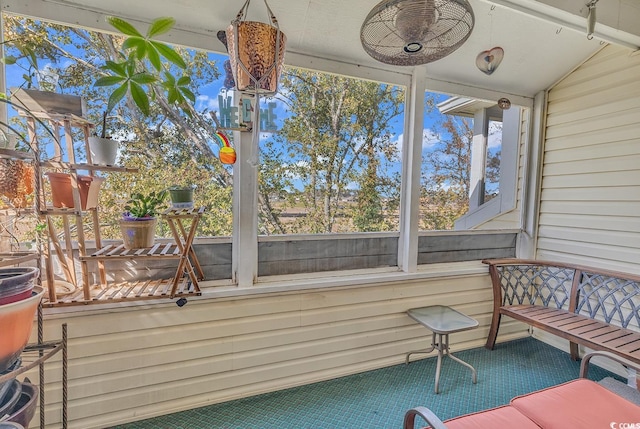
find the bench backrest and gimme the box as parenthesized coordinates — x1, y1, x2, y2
(574, 269, 640, 329)
(484, 259, 640, 330)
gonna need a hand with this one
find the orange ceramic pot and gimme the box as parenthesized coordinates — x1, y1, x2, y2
(0, 287, 44, 372)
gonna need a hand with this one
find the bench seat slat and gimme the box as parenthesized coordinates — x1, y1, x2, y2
(500, 304, 640, 365)
(603, 333, 640, 348)
(572, 324, 616, 336)
(556, 319, 599, 330)
(617, 340, 640, 354)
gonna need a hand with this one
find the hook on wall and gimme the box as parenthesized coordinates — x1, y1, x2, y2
(586, 0, 599, 40)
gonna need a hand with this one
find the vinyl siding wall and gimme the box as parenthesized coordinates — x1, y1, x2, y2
(34, 268, 529, 428)
(539, 44, 640, 275)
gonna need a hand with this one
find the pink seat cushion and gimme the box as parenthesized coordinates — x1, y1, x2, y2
(444, 405, 541, 429)
(511, 379, 640, 428)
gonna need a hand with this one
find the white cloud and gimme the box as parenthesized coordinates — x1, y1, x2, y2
(423, 128, 441, 148)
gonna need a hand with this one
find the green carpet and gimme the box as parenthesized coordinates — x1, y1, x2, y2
(111, 338, 619, 429)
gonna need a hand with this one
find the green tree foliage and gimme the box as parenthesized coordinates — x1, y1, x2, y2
(259, 68, 404, 234)
(3, 16, 232, 238)
(420, 96, 473, 230)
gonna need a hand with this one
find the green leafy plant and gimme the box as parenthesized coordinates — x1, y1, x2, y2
(1, 43, 39, 90)
(123, 190, 168, 219)
(94, 17, 195, 117)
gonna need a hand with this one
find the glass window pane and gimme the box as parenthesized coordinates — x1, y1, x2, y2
(258, 67, 405, 235)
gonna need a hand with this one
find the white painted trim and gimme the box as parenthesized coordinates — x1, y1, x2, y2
(42, 261, 489, 317)
(398, 67, 426, 273)
(469, 108, 489, 210)
(486, 0, 640, 50)
(518, 90, 547, 259)
(284, 52, 412, 87)
(0, 11, 6, 125)
(2, 0, 414, 88)
(455, 197, 502, 230)
(498, 106, 522, 212)
(455, 105, 523, 229)
(232, 93, 258, 287)
(2, 0, 222, 52)
(425, 77, 534, 108)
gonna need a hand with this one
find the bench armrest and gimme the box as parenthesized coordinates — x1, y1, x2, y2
(580, 351, 640, 378)
(403, 406, 448, 429)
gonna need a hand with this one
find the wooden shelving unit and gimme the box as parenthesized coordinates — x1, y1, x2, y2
(8, 89, 202, 307)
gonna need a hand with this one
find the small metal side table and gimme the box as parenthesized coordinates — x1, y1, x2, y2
(405, 305, 479, 394)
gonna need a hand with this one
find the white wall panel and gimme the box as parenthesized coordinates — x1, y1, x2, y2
(30, 270, 522, 428)
(538, 44, 640, 274)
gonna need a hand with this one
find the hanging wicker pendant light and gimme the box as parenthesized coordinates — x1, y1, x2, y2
(225, 0, 287, 95)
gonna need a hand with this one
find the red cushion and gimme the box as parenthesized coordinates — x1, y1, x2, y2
(511, 379, 640, 428)
(443, 405, 541, 429)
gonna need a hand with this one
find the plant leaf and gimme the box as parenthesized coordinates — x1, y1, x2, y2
(108, 16, 144, 38)
(130, 72, 156, 85)
(180, 87, 196, 104)
(94, 75, 126, 87)
(147, 17, 175, 38)
(146, 44, 162, 71)
(122, 36, 145, 52)
(101, 60, 127, 76)
(151, 42, 186, 69)
(130, 81, 150, 116)
(2, 56, 17, 65)
(106, 83, 128, 113)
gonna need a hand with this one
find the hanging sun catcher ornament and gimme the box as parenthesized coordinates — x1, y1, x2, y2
(476, 46, 504, 75)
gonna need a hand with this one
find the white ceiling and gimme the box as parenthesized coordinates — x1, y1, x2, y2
(8, 0, 640, 100)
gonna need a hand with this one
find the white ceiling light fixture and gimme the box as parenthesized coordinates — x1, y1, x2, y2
(360, 0, 475, 66)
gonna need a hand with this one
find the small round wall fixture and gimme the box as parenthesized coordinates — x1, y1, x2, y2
(497, 97, 511, 110)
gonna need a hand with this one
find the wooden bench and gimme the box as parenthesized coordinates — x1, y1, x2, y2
(483, 258, 640, 365)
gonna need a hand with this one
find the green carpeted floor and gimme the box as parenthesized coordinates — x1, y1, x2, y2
(111, 338, 619, 429)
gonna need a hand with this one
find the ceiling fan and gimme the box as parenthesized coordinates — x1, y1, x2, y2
(361, 0, 475, 66)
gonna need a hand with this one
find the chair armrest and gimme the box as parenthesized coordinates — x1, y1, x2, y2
(403, 406, 448, 429)
(580, 351, 640, 378)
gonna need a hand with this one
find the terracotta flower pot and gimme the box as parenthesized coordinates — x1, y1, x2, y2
(46, 172, 102, 210)
(0, 286, 44, 373)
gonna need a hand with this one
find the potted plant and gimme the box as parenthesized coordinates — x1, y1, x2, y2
(119, 190, 167, 249)
(88, 110, 119, 166)
(168, 184, 195, 208)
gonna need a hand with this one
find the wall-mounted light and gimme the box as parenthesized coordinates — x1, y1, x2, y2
(497, 97, 511, 110)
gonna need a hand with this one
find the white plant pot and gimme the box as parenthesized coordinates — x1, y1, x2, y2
(88, 136, 119, 166)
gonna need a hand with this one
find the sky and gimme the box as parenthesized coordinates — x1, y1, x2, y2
(4, 18, 504, 196)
